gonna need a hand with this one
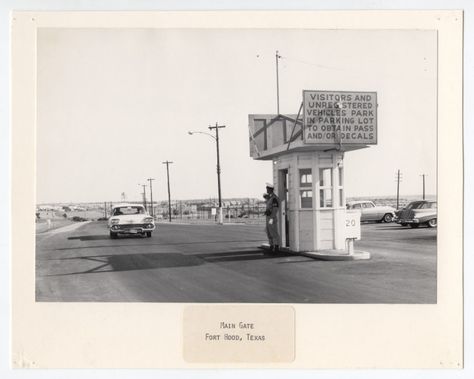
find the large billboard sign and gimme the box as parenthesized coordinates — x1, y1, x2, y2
(303, 90, 377, 145)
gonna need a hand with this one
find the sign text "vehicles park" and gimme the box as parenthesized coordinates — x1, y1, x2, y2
(303, 90, 377, 145)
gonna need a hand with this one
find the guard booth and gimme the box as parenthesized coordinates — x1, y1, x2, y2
(249, 90, 377, 259)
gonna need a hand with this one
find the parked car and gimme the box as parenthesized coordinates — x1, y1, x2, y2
(72, 216, 87, 222)
(108, 204, 155, 238)
(346, 201, 395, 223)
(396, 200, 437, 228)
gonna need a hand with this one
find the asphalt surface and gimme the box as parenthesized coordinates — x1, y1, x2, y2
(36, 221, 437, 303)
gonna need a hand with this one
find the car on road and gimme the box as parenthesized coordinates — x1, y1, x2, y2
(346, 201, 395, 223)
(395, 200, 437, 228)
(108, 204, 155, 238)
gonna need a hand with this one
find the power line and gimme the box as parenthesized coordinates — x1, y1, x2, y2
(280, 55, 347, 72)
(257, 52, 426, 80)
(257, 52, 347, 72)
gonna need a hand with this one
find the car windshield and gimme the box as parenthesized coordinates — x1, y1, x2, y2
(406, 201, 436, 210)
(347, 204, 361, 209)
(113, 206, 145, 216)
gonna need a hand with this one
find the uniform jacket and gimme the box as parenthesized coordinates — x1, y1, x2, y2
(265, 193, 280, 219)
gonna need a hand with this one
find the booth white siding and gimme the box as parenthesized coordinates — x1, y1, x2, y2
(272, 151, 345, 252)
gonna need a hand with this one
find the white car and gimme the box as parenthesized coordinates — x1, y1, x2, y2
(108, 204, 155, 238)
(346, 201, 395, 223)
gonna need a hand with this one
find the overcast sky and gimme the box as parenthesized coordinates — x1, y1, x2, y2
(37, 28, 437, 204)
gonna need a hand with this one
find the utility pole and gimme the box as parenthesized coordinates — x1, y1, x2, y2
(209, 122, 226, 224)
(147, 178, 155, 217)
(420, 174, 427, 200)
(395, 170, 403, 210)
(138, 184, 147, 211)
(275, 50, 281, 115)
(162, 161, 173, 222)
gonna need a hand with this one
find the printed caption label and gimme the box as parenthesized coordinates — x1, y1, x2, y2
(183, 305, 295, 363)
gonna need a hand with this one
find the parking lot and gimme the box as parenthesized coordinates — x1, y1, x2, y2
(36, 221, 436, 303)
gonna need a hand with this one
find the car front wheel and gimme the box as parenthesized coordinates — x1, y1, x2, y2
(110, 231, 118, 239)
(383, 213, 393, 223)
(427, 218, 437, 228)
(146, 231, 152, 238)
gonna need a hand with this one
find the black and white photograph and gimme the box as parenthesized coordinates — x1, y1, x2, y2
(8, 7, 466, 370)
(35, 27, 438, 304)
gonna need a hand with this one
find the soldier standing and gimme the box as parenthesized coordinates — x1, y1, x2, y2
(264, 183, 280, 252)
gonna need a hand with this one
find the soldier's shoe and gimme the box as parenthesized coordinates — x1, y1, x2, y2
(273, 245, 280, 254)
(264, 245, 275, 255)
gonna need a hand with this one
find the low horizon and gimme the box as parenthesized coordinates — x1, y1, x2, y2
(36, 193, 437, 206)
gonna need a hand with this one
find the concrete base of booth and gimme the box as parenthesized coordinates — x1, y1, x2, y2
(259, 243, 293, 254)
(259, 244, 370, 260)
(301, 250, 371, 261)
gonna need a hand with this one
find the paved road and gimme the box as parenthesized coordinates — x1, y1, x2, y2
(36, 221, 436, 303)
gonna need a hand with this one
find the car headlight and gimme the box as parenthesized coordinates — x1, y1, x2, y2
(143, 217, 153, 223)
(110, 218, 120, 225)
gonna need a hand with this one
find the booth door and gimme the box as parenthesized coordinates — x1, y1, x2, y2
(279, 169, 289, 247)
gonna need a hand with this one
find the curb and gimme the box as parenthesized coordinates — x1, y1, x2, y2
(38, 221, 91, 235)
(259, 244, 371, 261)
(301, 250, 371, 261)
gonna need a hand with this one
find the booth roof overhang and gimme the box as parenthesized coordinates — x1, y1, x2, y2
(248, 114, 369, 161)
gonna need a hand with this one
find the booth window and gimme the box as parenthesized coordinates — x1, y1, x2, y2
(299, 169, 312, 208)
(338, 166, 344, 207)
(319, 168, 333, 208)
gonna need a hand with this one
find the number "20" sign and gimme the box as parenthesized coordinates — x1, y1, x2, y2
(345, 211, 361, 240)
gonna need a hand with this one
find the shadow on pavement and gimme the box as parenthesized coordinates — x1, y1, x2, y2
(43, 250, 295, 276)
(68, 235, 123, 241)
(198, 250, 294, 263)
(54, 239, 266, 251)
(45, 252, 204, 276)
